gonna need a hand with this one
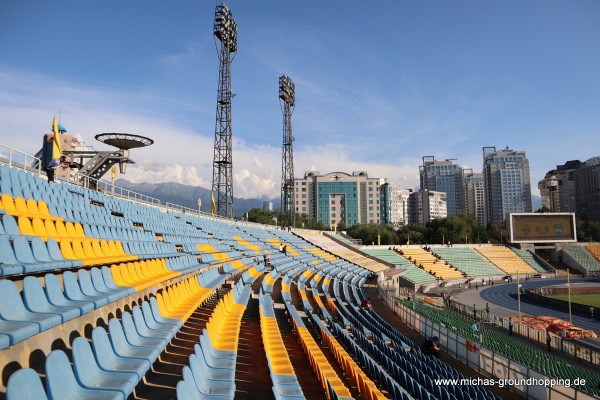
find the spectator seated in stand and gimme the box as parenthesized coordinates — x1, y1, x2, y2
(421, 336, 440, 358)
(360, 298, 372, 309)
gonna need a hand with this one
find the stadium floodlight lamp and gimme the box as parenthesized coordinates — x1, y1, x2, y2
(279, 75, 295, 107)
(214, 3, 237, 52)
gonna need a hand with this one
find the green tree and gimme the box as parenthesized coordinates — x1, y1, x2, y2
(577, 219, 600, 242)
(246, 208, 278, 225)
(295, 213, 327, 230)
(347, 224, 397, 245)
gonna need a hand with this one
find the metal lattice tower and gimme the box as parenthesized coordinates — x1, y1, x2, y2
(212, 3, 237, 218)
(279, 75, 296, 228)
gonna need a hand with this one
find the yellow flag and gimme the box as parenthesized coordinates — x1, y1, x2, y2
(51, 115, 61, 159)
(211, 192, 216, 215)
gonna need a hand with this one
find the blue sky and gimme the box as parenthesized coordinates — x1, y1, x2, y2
(1, 0, 599, 199)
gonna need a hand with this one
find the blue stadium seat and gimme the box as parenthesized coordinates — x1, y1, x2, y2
(30, 237, 72, 270)
(107, 318, 160, 362)
(91, 326, 150, 380)
(22, 276, 81, 323)
(77, 269, 119, 303)
(91, 267, 133, 300)
(6, 368, 49, 400)
(13, 236, 45, 273)
(72, 336, 138, 399)
(148, 296, 183, 328)
(2, 214, 22, 239)
(0, 235, 24, 276)
(176, 376, 202, 400)
(139, 301, 180, 335)
(0, 279, 62, 331)
(131, 305, 175, 342)
(62, 270, 109, 308)
(121, 311, 169, 348)
(44, 273, 95, 314)
(45, 350, 123, 400)
(46, 238, 83, 268)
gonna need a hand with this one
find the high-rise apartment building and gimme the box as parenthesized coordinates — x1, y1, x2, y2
(482, 146, 532, 225)
(294, 171, 384, 227)
(574, 157, 600, 222)
(408, 189, 447, 225)
(380, 183, 412, 228)
(419, 156, 465, 216)
(463, 169, 485, 226)
(538, 160, 580, 213)
(262, 201, 273, 212)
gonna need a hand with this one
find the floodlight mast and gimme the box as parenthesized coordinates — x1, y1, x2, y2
(212, 3, 237, 218)
(279, 74, 296, 228)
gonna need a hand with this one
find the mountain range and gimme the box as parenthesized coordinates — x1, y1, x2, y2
(114, 179, 279, 218)
(113, 178, 543, 219)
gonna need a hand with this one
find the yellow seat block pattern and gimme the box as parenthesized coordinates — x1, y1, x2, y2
(291, 318, 351, 399)
(475, 246, 537, 275)
(204, 290, 247, 353)
(111, 258, 179, 291)
(401, 247, 463, 280)
(60, 238, 137, 266)
(155, 276, 213, 322)
(260, 308, 297, 377)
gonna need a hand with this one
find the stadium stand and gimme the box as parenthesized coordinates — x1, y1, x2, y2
(429, 247, 503, 277)
(361, 248, 436, 284)
(395, 247, 463, 280)
(475, 246, 537, 275)
(566, 245, 600, 273)
(1, 159, 599, 399)
(510, 248, 554, 273)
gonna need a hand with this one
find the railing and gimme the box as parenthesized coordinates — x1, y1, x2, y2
(379, 286, 598, 400)
(0, 144, 42, 176)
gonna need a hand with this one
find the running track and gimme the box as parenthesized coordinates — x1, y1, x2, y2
(480, 278, 600, 332)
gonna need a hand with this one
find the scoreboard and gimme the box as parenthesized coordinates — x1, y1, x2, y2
(508, 213, 576, 243)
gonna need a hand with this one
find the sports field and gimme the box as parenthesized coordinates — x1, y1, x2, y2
(546, 294, 600, 308)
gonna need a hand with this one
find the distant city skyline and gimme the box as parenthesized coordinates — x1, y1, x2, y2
(1, 0, 599, 199)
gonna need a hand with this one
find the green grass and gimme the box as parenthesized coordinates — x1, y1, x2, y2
(545, 294, 600, 308)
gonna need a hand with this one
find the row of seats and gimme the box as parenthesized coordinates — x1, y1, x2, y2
(0, 236, 82, 275)
(5, 297, 181, 400)
(308, 311, 387, 400)
(567, 245, 600, 272)
(285, 304, 353, 399)
(259, 291, 305, 399)
(403, 299, 600, 396)
(475, 246, 537, 275)
(176, 281, 251, 399)
(0, 268, 132, 349)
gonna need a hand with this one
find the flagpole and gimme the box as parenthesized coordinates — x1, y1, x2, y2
(517, 270, 522, 323)
(567, 269, 572, 325)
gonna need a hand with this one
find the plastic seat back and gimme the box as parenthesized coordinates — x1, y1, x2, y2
(71, 336, 137, 398)
(12, 236, 38, 265)
(32, 218, 50, 238)
(30, 237, 53, 263)
(17, 216, 36, 237)
(2, 214, 22, 238)
(45, 350, 122, 400)
(6, 368, 49, 400)
(91, 327, 149, 380)
(0, 235, 20, 265)
(22, 276, 80, 323)
(1, 193, 18, 214)
(26, 198, 41, 215)
(0, 279, 61, 330)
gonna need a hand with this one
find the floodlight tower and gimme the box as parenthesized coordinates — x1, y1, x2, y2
(212, 3, 237, 218)
(279, 74, 296, 228)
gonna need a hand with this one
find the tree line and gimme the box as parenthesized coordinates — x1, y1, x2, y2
(245, 208, 600, 245)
